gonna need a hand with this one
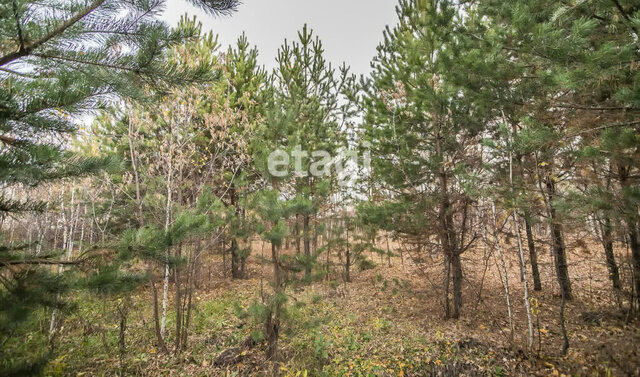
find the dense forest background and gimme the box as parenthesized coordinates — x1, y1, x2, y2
(1, 0, 639, 375)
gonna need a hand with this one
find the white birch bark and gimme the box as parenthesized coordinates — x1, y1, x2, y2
(507, 119, 534, 349)
(160, 118, 175, 337)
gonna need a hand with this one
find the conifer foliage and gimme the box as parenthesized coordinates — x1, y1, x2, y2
(0, 0, 238, 374)
(1, 0, 640, 375)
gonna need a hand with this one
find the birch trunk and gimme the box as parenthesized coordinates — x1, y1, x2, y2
(509, 141, 534, 349)
(490, 202, 514, 344)
(160, 120, 174, 337)
(50, 184, 76, 334)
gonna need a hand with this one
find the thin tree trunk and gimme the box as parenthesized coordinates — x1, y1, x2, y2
(160, 119, 175, 338)
(386, 236, 392, 267)
(151, 279, 168, 353)
(118, 297, 129, 377)
(326, 217, 332, 280)
(619, 167, 640, 308)
(490, 203, 514, 345)
(345, 221, 351, 283)
(451, 251, 463, 319)
(509, 137, 534, 348)
(304, 214, 311, 277)
(513, 212, 534, 348)
(435, 125, 461, 319)
(174, 242, 183, 353)
(545, 175, 573, 300)
(295, 214, 301, 254)
(600, 215, 622, 290)
(443, 255, 451, 319)
(231, 238, 242, 278)
(266, 242, 281, 361)
(182, 240, 199, 348)
(524, 214, 542, 291)
(128, 115, 144, 227)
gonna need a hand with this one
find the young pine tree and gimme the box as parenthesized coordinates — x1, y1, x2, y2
(362, 0, 485, 319)
(0, 1, 238, 373)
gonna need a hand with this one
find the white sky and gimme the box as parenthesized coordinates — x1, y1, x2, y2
(162, 0, 399, 76)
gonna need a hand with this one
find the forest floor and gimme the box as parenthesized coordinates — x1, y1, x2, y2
(31, 231, 640, 376)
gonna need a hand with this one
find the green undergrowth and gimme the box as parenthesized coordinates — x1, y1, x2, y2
(6, 287, 507, 376)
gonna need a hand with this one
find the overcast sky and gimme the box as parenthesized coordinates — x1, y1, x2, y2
(162, 0, 399, 76)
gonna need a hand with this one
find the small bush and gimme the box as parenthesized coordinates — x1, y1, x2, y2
(358, 258, 376, 271)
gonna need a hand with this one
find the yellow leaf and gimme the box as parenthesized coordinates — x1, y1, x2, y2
(540, 328, 548, 335)
(539, 161, 549, 167)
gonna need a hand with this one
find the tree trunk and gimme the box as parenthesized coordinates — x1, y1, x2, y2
(303, 214, 311, 277)
(435, 124, 463, 319)
(513, 212, 535, 348)
(151, 279, 168, 353)
(231, 238, 243, 279)
(266, 242, 281, 360)
(545, 176, 573, 300)
(174, 243, 183, 353)
(443, 255, 451, 319)
(629, 227, 640, 308)
(451, 251, 463, 319)
(600, 215, 621, 290)
(345, 222, 351, 283)
(161, 119, 175, 337)
(295, 214, 301, 254)
(326, 218, 332, 280)
(490, 203, 514, 344)
(524, 214, 542, 291)
(128, 116, 144, 227)
(619, 167, 640, 307)
(386, 236, 392, 267)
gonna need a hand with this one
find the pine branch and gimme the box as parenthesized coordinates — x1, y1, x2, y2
(185, 0, 240, 16)
(551, 102, 640, 111)
(0, 0, 106, 67)
(2, 259, 86, 266)
(0, 66, 36, 78)
(570, 119, 640, 136)
(32, 52, 141, 73)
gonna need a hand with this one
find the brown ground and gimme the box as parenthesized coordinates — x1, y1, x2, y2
(60, 228, 640, 376)
(185, 226, 640, 376)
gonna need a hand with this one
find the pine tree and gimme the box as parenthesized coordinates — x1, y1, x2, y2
(479, 0, 640, 304)
(361, 0, 485, 319)
(0, 1, 238, 373)
(219, 33, 267, 279)
(270, 24, 348, 276)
